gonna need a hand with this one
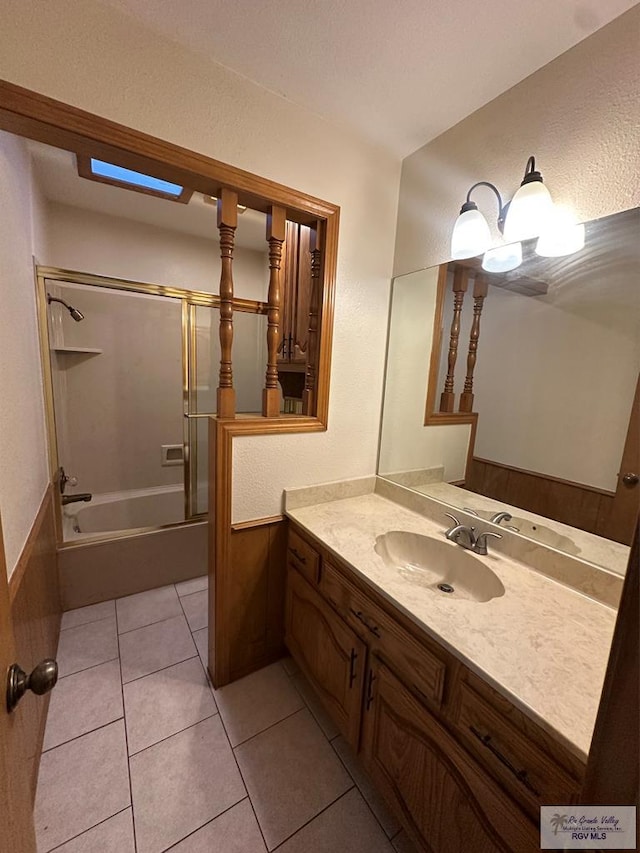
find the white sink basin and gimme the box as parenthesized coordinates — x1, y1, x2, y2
(375, 530, 505, 603)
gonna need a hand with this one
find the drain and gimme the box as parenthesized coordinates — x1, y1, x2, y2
(437, 583, 455, 594)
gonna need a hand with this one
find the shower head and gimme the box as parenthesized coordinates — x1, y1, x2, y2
(47, 294, 85, 322)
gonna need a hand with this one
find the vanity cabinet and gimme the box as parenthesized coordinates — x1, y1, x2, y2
(285, 566, 366, 746)
(361, 659, 539, 853)
(284, 521, 585, 853)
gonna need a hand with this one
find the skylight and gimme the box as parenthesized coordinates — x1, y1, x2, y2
(89, 159, 183, 196)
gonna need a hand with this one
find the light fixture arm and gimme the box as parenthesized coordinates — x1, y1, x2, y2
(462, 181, 508, 233)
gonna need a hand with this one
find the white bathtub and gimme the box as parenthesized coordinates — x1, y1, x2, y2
(63, 484, 185, 540)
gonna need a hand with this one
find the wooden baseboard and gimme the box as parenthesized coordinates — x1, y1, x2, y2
(8, 485, 61, 798)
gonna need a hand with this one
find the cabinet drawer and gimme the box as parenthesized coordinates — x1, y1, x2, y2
(287, 528, 320, 585)
(455, 682, 581, 816)
(321, 560, 446, 709)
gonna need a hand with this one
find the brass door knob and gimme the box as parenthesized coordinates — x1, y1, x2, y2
(6, 659, 58, 713)
(622, 472, 639, 487)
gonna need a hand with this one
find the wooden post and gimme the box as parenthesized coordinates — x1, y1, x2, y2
(216, 188, 238, 418)
(262, 204, 286, 417)
(439, 266, 468, 412)
(303, 220, 323, 415)
(459, 274, 489, 413)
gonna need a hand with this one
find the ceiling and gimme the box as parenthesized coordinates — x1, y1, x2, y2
(28, 141, 268, 251)
(100, 0, 636, 156)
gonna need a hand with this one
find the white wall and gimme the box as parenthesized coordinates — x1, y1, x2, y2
(378, 267, 470, 481)
(0, 0, 401, 525)
(45, 203, 268, 300)
(394, 8, 639, 277)
(0, 132, 49, 576)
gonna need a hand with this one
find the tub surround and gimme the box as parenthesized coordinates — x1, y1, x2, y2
(284, 481, 618, 762)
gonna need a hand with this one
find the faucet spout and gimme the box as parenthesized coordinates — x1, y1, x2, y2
(61, 493, 92, 506)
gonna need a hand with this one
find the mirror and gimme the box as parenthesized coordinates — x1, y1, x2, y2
(378, 208, 639, 575)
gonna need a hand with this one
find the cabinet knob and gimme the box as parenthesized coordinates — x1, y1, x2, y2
(6, 659, 58, 713)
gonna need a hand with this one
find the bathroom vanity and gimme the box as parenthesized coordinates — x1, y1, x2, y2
(283, 485, 617, 853)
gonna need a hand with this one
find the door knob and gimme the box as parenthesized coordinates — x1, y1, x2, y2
(622, 472, 639, 487)
(6, 659, 58, 713)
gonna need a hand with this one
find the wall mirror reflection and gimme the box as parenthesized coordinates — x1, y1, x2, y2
(378, 207, 639, 575)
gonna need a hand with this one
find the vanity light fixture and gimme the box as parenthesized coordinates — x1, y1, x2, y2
(450, 156, 556, 269)
(535, 206, 586, 257)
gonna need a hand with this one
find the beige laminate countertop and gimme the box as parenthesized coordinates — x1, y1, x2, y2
(286, 493, 617, 763)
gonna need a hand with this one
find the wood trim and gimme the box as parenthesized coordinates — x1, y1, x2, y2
(216, 188, 238, 418)
(77, 153, 193, 203)
(0, 78, 338, 432)
(471, 456, 616, 497)
(263, 205, 287, 417)
(231, 515, 284, 531)
(7, 486, 61, 797)
(0, 80, 338, 221)
(582, 523, 639, 806)
(424, 263, 449, 420)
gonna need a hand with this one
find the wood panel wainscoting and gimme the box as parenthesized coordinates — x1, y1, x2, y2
(465, 456, 634, 545)
(6, 485, 61, 797)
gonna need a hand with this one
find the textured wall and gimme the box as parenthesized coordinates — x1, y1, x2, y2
(0, 0, 401, 524)
(394, 7, 640, 277)
(0, 132, 49, 576)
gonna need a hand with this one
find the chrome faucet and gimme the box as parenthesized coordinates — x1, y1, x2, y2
(444, 514, 502, 555)
(489, 511, 512, 525)
(61, 493, 92, 506)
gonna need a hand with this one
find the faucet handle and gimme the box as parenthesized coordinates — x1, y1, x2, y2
(444, 512, 460, 528)
(473, 530, 503, 555)
(463, 507, 479, 517)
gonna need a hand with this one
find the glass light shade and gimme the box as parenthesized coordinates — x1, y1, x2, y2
(503, 180, 554, 242)
(536, 208, 585, 257)
(451, 208, 492, 259)
(482, 240, 522, 273)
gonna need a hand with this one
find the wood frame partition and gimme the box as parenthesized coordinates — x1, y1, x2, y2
(0, 79, 339, 687)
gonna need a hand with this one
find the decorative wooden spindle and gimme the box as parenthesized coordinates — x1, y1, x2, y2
(303, 220, 323, 415)
(216, 188, 238, 418)
(262, 204, 286, 417)
(459, 274, 489, 413)
(439, 266, 469, 412)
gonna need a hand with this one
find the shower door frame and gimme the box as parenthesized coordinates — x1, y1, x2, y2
(35, 265, 268, 546)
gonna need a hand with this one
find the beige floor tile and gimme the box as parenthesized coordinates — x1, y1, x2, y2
(392, 829, 421, 853)
(180, 589, 208, 631)
(130, 715, 246, 853)
(332, 735, 401, 837)
(192, 626, 208, 664)
(276, 788, 395, 853)
(290, 671, 340, 740)
(43, 659, 123, 751)
(119, 614, 196, 683)
(56, 617, 118, 677)
(235, 708, 352, 850)
(116, 584, 182, 634)
(34, 720, 130, 852)
(50, 809, 135, 853)
(175, 575, 208, 597)
(169, 799, 266, 852)
(124, 657, 217, 754)
(216, 662, 304, 746)
(60, 600, 115, 631)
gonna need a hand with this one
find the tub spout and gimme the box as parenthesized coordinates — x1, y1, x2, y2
(61, 493, 92, 506)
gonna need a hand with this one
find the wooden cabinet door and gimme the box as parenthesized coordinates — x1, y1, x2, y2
(361, 660, 539, 853)
(285, 567, 366, 746)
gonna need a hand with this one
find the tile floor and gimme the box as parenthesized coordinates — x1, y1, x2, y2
(35, 577, 418, 853)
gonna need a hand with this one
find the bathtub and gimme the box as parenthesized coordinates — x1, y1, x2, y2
(63, 484, 186, 540)
(58, 483, 208, 609)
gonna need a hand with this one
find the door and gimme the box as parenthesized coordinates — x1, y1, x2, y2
(0, 517, 37, 853)
(360, 659, 538, 853)
(597, 374, 640, 544)
(285, 567, 366, 747)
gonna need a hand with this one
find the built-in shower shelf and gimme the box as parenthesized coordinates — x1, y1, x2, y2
(52, 346, 103, 354)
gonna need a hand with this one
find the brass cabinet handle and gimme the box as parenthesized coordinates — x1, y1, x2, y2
(469, 725, 541, 796)
(365, 668, 376, 710)
(290, 548, 307, 565)
(348, 648, 358, 688)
